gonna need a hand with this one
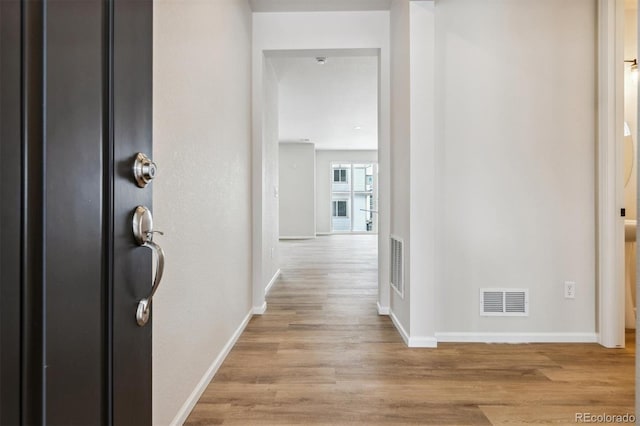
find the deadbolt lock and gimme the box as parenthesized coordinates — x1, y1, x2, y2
(133, 152, 157, 188)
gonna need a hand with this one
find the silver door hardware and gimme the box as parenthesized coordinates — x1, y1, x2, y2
(132, 206, 165, 326)
(133, 152, 157, 188)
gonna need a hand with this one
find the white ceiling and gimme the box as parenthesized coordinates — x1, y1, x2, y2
(272, 55, 378, 150)
(250, 0, 391, 12)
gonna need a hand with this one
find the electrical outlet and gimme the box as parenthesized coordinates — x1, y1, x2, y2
(270, 247, 275, 258)
(564, 281, 576, 299)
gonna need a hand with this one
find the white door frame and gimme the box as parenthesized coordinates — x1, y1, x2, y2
(597, 0, 626, 348)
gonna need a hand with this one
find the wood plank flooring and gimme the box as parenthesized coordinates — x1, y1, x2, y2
(186, 235, 635, 425)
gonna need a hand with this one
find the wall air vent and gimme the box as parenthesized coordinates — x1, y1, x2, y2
(390, 236, 404, 298)
(480, 289, 529, 316)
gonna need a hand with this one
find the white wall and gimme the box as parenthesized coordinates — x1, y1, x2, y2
(433, 0, 596, 336)
(263, 58, 280, 288)
(315, 150, 378, 234)
(253, 10, 391, 312)
(153, 1, 253, 424)
(408, 1, 437, 345)
(279, 143, 316, 238)
(389, 0, 411, 332)
(388, 0, 437, 346)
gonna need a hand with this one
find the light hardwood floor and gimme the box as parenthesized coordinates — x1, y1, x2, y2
(186, 235, 635, 425)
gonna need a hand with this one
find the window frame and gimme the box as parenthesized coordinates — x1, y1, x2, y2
(332, 200, 349, 218)
(333, 168, 348, 183)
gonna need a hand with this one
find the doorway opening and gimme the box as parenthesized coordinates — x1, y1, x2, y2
(623, 0, 638, 338)
(266, 49, 382, 310)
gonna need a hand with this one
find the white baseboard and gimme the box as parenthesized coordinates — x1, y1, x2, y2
(389, 310, 409, 345)
(170, 309, 252, 426)
(435, 332, 599, 344)
(329, 232, 379, 236)
(409, 336, 438, 348)
(279, 236, 315, 240)
(376, 301, 389, 315)
(315, 232, 331, 236)
(265, 269, 281, 295)
(389, 310, 437, 348)
(252, 302, 267, 315)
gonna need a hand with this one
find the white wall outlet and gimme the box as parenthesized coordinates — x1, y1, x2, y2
(270, 247, 275, 258)
(564, 281, 576, 299)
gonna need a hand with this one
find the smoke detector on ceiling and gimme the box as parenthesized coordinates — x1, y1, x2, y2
(316, 57, 327, 65)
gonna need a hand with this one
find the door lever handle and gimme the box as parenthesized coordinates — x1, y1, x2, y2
(136, 240, 165, 326)
(132, 205, 165, 326)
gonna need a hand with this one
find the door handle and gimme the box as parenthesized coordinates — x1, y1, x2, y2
(136, 240, 165, 326)
(132, 206, 165, 326)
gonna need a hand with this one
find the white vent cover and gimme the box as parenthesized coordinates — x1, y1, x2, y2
(390, 236, 404, 298)
(480, 289, 529, 316)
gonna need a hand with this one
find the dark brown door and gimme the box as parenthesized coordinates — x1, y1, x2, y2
(0, 0, 153, 424)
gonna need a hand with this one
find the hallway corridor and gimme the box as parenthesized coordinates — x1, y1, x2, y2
(186, 235, 634, 425)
